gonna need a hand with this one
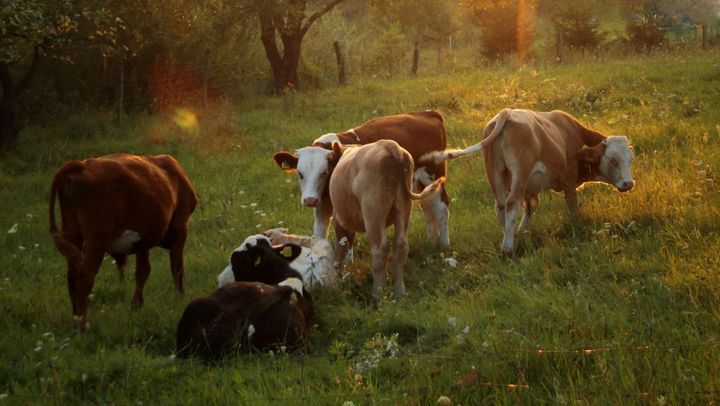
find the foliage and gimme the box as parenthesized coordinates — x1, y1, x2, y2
(464, 0, 536, 60)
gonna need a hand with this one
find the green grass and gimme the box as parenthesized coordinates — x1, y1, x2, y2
(1, 51, 719, 405)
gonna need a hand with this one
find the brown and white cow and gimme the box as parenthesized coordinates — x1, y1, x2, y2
(328, 140, 445, 300)
(49, 153, 197, 330)
(423, 109, 635, 254)
(273, 110, 451, 249)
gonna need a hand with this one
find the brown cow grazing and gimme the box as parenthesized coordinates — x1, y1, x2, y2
(49, 153, 197, 330)
(329, 140, 445, 301)
(423, 109, 635, 254)
(273, 110, 451, 249)
(176, 239, 313, 360)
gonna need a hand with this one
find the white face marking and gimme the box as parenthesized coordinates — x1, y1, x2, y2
(295, 147, 333, 206)
(278, 277, 304, 296)
(234, 234, 271, 253)
(312, 133, 340, 144)
(108, 230, 141, 254)
(599, 136, 635, 191)
(345, 128, 359, 142)
(247, 324, 256, 339)
(216, 265, 235, 288)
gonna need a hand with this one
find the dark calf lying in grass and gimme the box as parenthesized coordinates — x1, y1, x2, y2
(176, 238, 313, 360)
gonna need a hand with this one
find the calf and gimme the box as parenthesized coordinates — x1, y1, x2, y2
(423, 108, 635, 254)
(216, 232, 337, 289)
(273, 110, 451, 248)
(177, 239, 313, 360)
(329, 140, 445, 300)
(49, 153, 197, 330)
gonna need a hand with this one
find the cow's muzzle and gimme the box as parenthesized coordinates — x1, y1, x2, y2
(303, 197, 319, 207)
(617, 180, 635, 192)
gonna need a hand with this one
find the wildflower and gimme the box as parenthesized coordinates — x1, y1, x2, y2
(7, 223, 18, 234)
(462, 326, 470, 334)
(437, 396, 452, 405)
(444, 257, 458, 269)
(447, 317, 457, 328)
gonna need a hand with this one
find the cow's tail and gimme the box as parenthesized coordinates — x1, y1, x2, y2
(397, 146, 446, 202)
(421, 108, 511, 164)
(49, 160, 85, 268)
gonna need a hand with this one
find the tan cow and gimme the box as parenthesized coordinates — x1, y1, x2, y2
(423, 109, 635, 254)
(49, 153, 197, 330)
(329, 140, 445, 300)
(273, 110, 451, 249)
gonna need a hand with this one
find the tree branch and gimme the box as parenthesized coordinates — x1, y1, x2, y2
(301, 0, 347, 36)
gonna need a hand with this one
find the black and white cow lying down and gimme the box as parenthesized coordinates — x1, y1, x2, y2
(176, 238, 314, 360)
(217, 231, 337, 290)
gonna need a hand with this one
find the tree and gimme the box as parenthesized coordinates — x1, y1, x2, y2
(0, 1, 119, 148)
(538, 0, 606, 59)
(464, 0, 536, 61)
(248, 0, 348, 92)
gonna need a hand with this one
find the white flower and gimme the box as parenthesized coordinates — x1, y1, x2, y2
(7, 223, 18, 234)
(0, 393, 8, 400)
(444, 257, 458, 269)
(447, 317, 457, 328)
(462, 326, 470, 334)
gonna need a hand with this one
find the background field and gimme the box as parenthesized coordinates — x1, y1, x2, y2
(1, 51, 720, 404)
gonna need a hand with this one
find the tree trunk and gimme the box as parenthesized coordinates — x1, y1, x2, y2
(0, 48, 40, 149)
(280, 33, 303, 92)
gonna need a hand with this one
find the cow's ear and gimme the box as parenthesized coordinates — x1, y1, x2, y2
(578, 143, 606, 163)
(330, 141, 345, 164)
(274, 243, 302, 262)
(231, 251, 250, 280)
(273, 151, 298, 173)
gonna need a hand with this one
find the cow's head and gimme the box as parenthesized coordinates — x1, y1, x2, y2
(230, 236, 303, 285)
(578, 136, 635, 192)
(273, 145, 341, 207)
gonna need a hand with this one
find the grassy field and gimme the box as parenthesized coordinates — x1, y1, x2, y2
(1, 51, 719, 405)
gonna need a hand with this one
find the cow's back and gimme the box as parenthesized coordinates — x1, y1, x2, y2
(56, 153, 195, 250)
(330, 141, 407, 232)
(355, 110, 446, 159)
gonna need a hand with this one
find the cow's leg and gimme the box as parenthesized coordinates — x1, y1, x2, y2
(391, 206, 412, 297)
(434, 189, 451, 249)
(418, 200, 439, 245)
(564, 188, 579, 222)
(519, 194, 539, 232)
(502, 168, 531, 255)
(111, 253, 127, 282)
(332, 219, 354, 270)
(366, 221, 389, 302)
(72, 245, 105, 331)
(131, 250, 151, 308)
(313, 205, 332, 239)
(169, 227, 187, 295)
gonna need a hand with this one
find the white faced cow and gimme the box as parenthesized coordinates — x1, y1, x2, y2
(273, 110, 451, 249)
(329, 140, 445, 301)
(423, 108, 635, 254)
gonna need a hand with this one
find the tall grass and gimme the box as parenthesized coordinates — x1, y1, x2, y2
(0, 52, 719, 404)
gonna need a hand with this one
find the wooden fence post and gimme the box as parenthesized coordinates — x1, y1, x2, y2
(333, 41, 347, 85)
(412, 41, 419, 75)
(203, 49, 210, 110)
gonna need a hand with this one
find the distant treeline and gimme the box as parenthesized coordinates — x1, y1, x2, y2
(1, 0, 719, 148)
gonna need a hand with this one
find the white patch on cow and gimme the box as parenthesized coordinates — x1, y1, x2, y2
(526, 162, 552, 195)
(345, 128, 360, 143)
(236, 234, 271, 252)
(247, 324, 256, 339)
(294, 147, 334, 206)
(216, 264, 234, 288)
(413, 167, 433, 188)
(108, 230, 141, 254)
(313, 133, 340, 145)
(278, 277, 304, 296)
(600, 136, 635, 191)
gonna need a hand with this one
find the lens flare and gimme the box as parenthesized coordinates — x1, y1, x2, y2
(173, 108, 197, 129)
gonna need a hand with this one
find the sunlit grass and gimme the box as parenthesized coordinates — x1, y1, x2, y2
(0, 52, 719, 404)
